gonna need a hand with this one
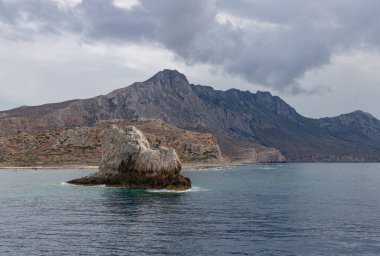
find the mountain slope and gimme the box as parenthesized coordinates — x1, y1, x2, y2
(1, 69, 380, 162)
(0, 119, 225, 167)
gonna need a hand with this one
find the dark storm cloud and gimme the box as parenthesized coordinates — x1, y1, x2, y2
(76, 0, 154, 42)
(1, 0, 380, 93)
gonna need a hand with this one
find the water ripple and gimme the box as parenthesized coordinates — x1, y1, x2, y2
(1, 164, 380, 255)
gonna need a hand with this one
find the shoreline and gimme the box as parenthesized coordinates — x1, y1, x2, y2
(0, 162, 237, 170)
(0, 161, 377, 171)
(2, 161, 376, 171)
(0, 160, 273, 170)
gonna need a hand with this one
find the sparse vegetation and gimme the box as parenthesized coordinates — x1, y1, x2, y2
(0, 120, 223, 167)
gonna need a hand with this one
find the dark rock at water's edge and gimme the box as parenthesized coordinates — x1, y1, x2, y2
(68, 125, 191, 190)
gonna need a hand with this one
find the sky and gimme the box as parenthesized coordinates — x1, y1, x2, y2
(0, 0, 380, 119)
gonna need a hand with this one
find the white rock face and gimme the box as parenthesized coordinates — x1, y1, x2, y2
(99, 125, 182, 175)
(69, 125, 190, 190)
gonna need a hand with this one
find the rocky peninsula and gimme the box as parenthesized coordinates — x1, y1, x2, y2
(68, 125, 191, 190)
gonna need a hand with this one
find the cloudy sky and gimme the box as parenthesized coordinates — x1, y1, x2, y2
(1, 0, 380, 118)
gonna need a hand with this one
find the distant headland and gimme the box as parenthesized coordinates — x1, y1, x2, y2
(1, 69, 380, 167)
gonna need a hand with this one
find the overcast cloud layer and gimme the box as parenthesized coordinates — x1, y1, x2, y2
(1, 0, 380, 118)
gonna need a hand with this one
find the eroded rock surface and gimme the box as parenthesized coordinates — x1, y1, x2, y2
(68, 125, 191, 190)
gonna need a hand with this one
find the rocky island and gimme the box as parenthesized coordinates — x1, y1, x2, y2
(68, 124, 191, 190)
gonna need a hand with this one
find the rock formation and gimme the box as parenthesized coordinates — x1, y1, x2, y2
(68, 125, 191, 190)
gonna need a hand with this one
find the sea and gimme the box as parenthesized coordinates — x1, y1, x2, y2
(0, 163, 380, 256)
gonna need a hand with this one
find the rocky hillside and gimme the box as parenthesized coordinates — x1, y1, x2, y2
(0, 119, 283, 167)
(0, 120, 219, 167)
(0, 69, 379, 162)
(317, 111, 380, 146)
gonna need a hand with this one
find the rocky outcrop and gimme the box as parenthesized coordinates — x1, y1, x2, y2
(215, 135, 285, 163)
(68, 125, 191, 190)
(99, 119, 224, 165)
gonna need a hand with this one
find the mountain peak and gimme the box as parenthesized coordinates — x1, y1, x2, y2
(331, 110, 377, 121)
(147, 69, 189, 85)
(348, 110, 375, 119)
(256, 91, 273, 97)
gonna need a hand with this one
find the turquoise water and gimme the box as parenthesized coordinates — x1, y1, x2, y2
(1, 164, 380, 255)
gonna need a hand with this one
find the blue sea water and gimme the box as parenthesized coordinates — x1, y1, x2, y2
(1, 163, 380, 255)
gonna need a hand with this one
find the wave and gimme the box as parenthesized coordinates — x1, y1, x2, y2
(185, 166, 234, 172)
(60, 182, 207, 193)
(60, 181, 72, 186)
(257, 166, 276, 170)
(147, 186, 208, 193)
(60, 182, 106, 188)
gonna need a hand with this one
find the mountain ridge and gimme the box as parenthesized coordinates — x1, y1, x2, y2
(1, 69, 380, 162)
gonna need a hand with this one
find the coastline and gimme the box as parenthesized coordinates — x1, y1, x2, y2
(2, 161, 377, 171)
(0, 160, 265, 170)
(0, 162, 236, 170)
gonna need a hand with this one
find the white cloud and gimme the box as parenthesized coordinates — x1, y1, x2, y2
(215, 12, 282, 31)
(284, 50, 380, 118)
(112, 0, 140, 10)
(52, 0, 82, 8)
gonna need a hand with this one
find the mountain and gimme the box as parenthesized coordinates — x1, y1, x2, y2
(1, 69, 380, 162)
